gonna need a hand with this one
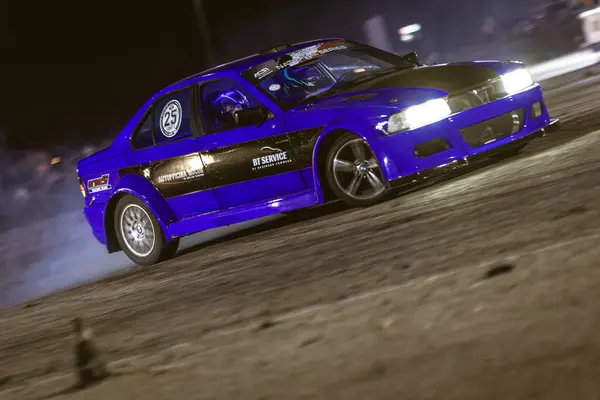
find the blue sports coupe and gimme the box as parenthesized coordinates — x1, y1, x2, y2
(77, 38, 560, 265)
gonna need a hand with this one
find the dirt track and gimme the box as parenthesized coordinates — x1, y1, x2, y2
(3, 71, 600, 399)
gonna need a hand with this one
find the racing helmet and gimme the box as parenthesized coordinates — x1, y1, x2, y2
(285, 62, 333, 88)
(209, 89, 251, 123)
(277, 62, 335, 102)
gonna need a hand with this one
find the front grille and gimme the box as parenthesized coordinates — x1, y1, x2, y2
(460, 109, 524, 148)
(448, 79, 507, 114)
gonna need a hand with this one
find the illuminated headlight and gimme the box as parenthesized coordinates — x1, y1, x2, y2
(501, 68, 533, 94)
(387, 98, 451, 133)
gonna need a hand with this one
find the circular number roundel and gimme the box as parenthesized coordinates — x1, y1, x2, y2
(159, 100, 182, 138)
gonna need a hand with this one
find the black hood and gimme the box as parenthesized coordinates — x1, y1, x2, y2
(349, 64, 501, 94)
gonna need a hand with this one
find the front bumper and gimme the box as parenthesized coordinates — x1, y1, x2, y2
(388, 117, 560, 189)
(370, 84, 553, 181)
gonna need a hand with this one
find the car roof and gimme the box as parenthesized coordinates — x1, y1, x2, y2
(161, 37, 345, 94)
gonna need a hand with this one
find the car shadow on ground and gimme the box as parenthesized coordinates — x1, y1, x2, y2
(174, 201, 355, 259)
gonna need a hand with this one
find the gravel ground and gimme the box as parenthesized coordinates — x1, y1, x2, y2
(2, 72, 600, 399)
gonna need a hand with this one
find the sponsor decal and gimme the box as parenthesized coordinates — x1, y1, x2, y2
(245, 41, 351, 83)
(269, 84, 281, 92)
(159, 100, 183, 138)
(275, 42, 348, 72)
(252, 146, 293, 170)
(254, 67, 272, 79)
(87, 174, 112, 194)
(156, 166, 204, 184)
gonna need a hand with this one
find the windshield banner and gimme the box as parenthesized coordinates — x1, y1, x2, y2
(243, 40, 354, 85)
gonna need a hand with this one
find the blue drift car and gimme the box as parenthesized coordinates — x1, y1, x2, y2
(77, 38, 560, 266)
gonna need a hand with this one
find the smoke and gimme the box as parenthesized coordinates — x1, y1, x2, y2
(0, 140, 280, 309)
(0, 196, 133, 310)
(0, 141, 134, 309)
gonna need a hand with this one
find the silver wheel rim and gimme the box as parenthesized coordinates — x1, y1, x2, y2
(120, 204, 156, 258)
(332, 138, 386, 201)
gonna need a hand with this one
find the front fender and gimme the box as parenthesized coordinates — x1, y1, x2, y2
(319, 116, 381, 141)
(310, 116, 393, 203)
(105, 174, 178, 239)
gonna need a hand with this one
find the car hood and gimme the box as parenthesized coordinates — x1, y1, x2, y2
(349, 62, 505, 93)
(293, 62, 519, 113)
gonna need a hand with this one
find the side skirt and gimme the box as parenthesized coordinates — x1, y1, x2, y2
(165, 190, 318, 239)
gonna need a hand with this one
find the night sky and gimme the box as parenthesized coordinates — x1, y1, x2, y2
(1, 0, 272, 149)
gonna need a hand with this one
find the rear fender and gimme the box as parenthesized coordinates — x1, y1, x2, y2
(105, 174, 178, 241)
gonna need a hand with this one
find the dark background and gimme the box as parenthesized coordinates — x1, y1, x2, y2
(1, 0, 203, 149)
(0, 0, 571, 150)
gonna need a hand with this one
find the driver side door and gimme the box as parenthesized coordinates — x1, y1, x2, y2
(196, 78, 309, 209)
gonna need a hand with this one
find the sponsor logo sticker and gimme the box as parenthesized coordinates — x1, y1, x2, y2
(252, 146, 293, 170)
(275, 42, 348, 71)
(254, 67, 272, 79)
(87, 174, 112, 194)
(156, 167, 204, 184)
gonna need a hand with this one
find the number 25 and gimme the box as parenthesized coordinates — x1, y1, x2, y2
(163, 110, 177, 126)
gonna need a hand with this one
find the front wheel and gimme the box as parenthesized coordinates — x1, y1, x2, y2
(325, 132, 390, 207)
(114, 195, 179, 266)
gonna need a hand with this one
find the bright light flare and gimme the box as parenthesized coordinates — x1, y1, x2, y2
(398, 23, 421, 35)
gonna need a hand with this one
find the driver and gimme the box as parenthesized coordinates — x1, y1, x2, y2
(276, 57, 335, 101)
(208, 89, 251, 130)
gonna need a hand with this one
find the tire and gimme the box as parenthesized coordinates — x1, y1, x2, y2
(114, 194, 179, 266)
(324, 132, 390, 207)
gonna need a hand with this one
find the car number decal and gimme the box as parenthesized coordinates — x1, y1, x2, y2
(159, 100, 183, 138)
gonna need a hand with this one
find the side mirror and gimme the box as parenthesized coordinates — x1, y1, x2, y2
(233, 106, 269, 126)
(401, 51, 420, 65)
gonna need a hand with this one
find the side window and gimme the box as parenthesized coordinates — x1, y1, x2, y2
(132, 111, 154, 150)
(199, 79, 263, 134)
(153, 87, 193, 145)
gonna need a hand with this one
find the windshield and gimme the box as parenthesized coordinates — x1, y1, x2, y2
(242, 41, 414, 109)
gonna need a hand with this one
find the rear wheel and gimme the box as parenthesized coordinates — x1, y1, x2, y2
(114, 195, 179, 266)
(324, 132, 390, 207)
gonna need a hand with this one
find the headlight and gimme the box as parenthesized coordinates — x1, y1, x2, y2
(501, 68, 533, 94)
(387, 98, 451, 134)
